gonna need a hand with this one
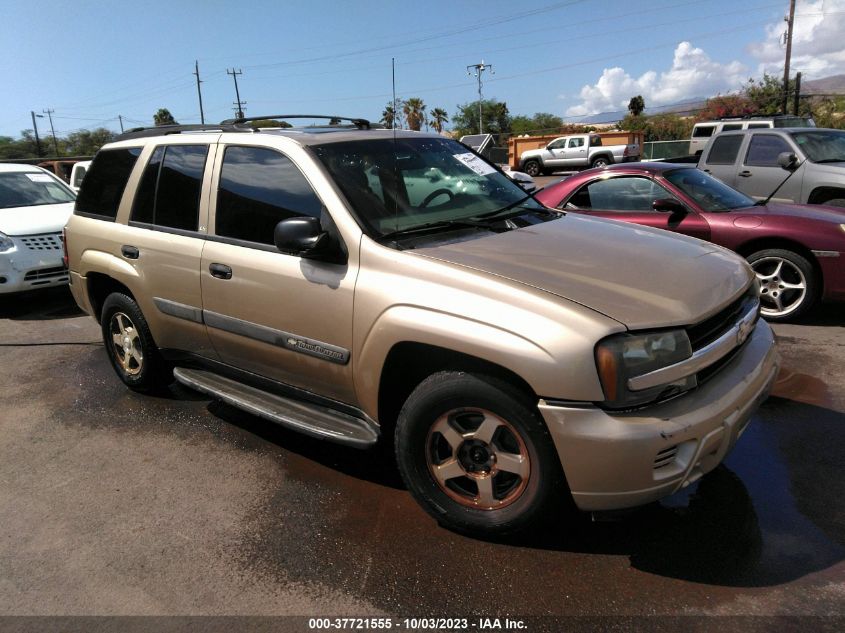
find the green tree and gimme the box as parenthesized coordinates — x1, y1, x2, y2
(695, 94, 755, 121)
(64, 128, 115, 155)
(381, 100, 403, 129)
(402, 97, 426, 131)
(510, 112, 563, 135)
(628, 95, 645, 117)
(429, 107, 449, 133)
(451, 99, 511, 136)
(249, 119, 293, 128)
(616, 113, 692, 142)
(153, 108, 178, 126)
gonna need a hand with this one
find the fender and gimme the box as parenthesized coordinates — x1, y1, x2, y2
(80, 248, 141, 285)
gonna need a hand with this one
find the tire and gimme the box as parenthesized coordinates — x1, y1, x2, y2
(394, 371, 566, 535)
(590, 156, 611, 168)
(747, 249, 817, 322)
(821, 197, 845, 208)
(522, 160, 542, 177)
(100, 292, 171, 393)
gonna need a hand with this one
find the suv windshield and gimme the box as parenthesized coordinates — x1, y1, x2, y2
(312, 137, 545, 237)
(0, 172, 75, 209)
(790, 130, 845, 163)
(664, 168, 754, 212)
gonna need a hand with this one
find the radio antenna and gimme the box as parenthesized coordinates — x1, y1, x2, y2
(392, 57, 399, 233)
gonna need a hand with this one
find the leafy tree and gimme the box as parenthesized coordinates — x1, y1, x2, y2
(451, 99, 511, 136)
(381, 100, 403, 129)
(64, 128, 115, 155)
(628, 95, 645, 117)
(249, 119, 293, 128)
(153, 108, 178, 126)
(616, 113, 692, 142)
(695, 94, 755, 121)
(402, 97, 426, 131)
(429, 107, 449, 133)
(510, 112, 564, 136)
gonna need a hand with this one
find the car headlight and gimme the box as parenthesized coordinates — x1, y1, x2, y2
(595, 329, 695, 409)
(0, 232, 14, 253)
(840, 224, 845, 234)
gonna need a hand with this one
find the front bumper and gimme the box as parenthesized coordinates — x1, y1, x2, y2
(0, 239, 68, 294)
(539, 319, 778, 511)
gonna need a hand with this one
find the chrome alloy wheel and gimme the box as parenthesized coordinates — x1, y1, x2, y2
(426, 408, 530, 510)
(751, 256, 807, 318)
(109, 312, 144, 376)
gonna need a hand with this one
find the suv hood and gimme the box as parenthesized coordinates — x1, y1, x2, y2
(0, 202, 74, 235)
(414, 214, 752, 330)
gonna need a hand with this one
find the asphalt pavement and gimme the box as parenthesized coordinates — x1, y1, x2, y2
(0, 287, 843, 631)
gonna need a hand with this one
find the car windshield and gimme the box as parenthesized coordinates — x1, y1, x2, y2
(312, 137, 545, 237)
(0, 172, 76, 209)
(664, 168, 754, 212)
(790, 130, 845, 163)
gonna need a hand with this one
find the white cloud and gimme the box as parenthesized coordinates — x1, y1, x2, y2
(565, 42, 747, 117)
(748, 0, 845, 78)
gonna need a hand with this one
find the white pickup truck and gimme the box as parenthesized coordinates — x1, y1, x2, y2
(519, 134, 640, 176)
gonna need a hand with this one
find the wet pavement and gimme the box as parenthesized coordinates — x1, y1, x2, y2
(0, 287, 843, 628)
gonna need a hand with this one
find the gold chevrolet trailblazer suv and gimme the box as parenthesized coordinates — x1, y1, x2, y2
(65, 115, 779, 535)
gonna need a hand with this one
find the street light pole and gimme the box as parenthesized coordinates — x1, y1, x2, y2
(467, 60, 493, 135)
(30, 111, 43, 158)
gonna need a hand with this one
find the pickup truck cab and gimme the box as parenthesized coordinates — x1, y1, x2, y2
(698, 128, 845, 207)
(519, 134, 639, 176)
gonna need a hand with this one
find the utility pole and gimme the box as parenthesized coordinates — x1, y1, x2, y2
(782, 0, 796, 114)
(793, 71, 802, 115)
(227, 68, 246, 119)
(467, 60, 493, 134)
(30, 111, 43, 158)
(194, 60, 205, 124)
(42, 108, 59, 156)
(118, 114, 124, 133)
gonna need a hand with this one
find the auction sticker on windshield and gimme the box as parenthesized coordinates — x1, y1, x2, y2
(454, 152, 497, 176)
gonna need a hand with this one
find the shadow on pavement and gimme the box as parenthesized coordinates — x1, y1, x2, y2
(0, 286, 82, 320)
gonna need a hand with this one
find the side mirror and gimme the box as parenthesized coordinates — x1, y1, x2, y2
(653, 198, 687, 214)
(274, 216, 333, 259)
(778, 152, 799, 171)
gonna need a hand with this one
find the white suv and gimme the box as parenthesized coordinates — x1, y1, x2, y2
(0, 163, 76, 293)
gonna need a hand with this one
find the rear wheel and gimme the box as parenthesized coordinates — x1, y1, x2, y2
(591, 156, 611, 168)
(747, 249, 817, 322)
(395, 371, 566, 535)
(522, 160, 542, 177)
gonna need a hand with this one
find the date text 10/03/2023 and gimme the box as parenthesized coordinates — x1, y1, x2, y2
(307, 617, 528, 630)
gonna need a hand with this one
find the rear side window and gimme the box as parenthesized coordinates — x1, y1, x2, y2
(693, 126, 715, 138)
(565, 176, 668, 211)
(130, 144, 208, 231)
(705, 136, 743, 165)
(215, 146, 323, 246)
(74, 148, 142, 219)
(722, 124, 742, 131)
(745, 135, 793, 167)
(748, 123, 771, 129)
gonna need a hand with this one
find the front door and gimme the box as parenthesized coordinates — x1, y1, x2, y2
(737, 133, 804, 203)
(200, 143, 358, 405)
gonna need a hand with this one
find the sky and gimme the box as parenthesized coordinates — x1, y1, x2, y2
(2, 0, 844, 138)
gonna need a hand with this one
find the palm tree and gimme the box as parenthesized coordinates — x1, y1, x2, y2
(429, 107, 449, 134)
(381, 101, 401, 129)
(153, 108, 177, 126)
(403, 98, 426, 132)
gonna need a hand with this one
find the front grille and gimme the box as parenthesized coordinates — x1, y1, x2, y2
(687, 286, 757, 349)
(24, 266, 68, 284)
(654, 445, 678, 469)
(19, 232, 63, 251)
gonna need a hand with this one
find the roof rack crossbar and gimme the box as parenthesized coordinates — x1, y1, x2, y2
(117, 123, 243, 140)
(220, 114, 371, 129)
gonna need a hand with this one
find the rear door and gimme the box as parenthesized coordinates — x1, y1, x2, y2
(558, 174, 711, 240)
(562, 137, 587, 166)
(700, 134, 745, 188)
(737, 133, 803, 203)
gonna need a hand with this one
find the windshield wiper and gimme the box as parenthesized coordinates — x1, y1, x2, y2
(377, 219, 497, 242)
(470, 195, 536, 221)
(814, 158, 845, 164)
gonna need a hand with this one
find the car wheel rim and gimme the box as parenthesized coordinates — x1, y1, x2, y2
(751, 256, 807, 317)
(426, 408, 530, 510)
(526, 163, 538, 176)
(109, 312, 144, 376)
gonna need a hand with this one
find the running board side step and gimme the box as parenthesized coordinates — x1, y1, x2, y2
(173, 367, 379, 448)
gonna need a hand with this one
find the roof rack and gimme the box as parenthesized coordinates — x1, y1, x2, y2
(220, 114, 372, 129)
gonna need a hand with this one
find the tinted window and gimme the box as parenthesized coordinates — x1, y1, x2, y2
(216, 146, 323, 245)
(75, 147, 142, 219)
(547, 139, 566, 150)
(747, 123, 771, 129)
(130, 145, 206, 231)
(745, 135, 793, 167)
(705, 136, 743, 165)
(565, 176, 668, 212)
(693, 126, 715, 138)
(568, 138, 584, 148)
(722, 124, 742, 131)
(665, 168, 754, 211)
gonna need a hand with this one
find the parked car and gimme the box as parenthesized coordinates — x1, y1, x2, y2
(65, 116, 777, 535)
(698, 128, 845, 207)
(70, 160, 91, 192)
(519, 133, 639, 176)
(535, 162, 845, 321)
(0, 163, 75, 294)
(689, 115, 816, 156)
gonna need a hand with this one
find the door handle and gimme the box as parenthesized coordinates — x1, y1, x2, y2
(738, 170, 752, 177)
(209, 263, 232, 280)
(702, 168, 711, 173)
(121, 245, 139, 259)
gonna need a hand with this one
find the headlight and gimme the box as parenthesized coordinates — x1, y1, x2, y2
(840, 224, 845, 234)
(595, 329, 694, 409)
(0, 232, 14, 253)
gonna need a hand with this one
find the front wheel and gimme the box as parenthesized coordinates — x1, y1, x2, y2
(747, 249, 817, 322)
(394, 371, 566, 535)
(522, 160, 542, 177)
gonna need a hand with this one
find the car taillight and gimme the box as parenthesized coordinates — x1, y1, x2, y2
(623, 146, 629, 157)
(62, 227, 69, 269)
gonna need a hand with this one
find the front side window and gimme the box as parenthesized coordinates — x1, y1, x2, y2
(693, 126, 715, 138)
(75, 147, 142, 219)
(547, 139, 566, 150)
(745, 135, 793, 167)
(664, 168, 754, 212)
(564, 176, 668, 212)
(705, 136, 743, 165)
(215, 146, 323, 245)
(130, 145, 207, 231)
(0, 172, 75, 209)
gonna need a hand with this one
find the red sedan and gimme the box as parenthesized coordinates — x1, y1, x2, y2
(535, 163, 845, 321)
